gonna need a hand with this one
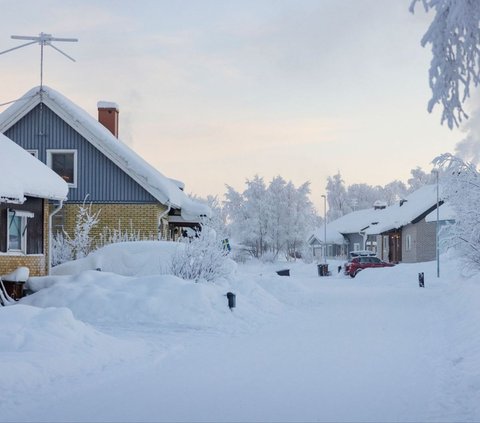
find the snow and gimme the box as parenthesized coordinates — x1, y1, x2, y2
(1, 266, 29, 282)
(425, 201, 456, 222)
(0, 133, 68, 203)
(97, 101, 119, 110)
(0, 86, 211, 219)
(49, 241, 181, 276)
(1, 245, 480, 421)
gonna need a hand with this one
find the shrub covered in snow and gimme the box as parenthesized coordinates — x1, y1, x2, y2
(170, 229, 233, 282)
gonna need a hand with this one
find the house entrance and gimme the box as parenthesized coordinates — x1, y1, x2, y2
(388, 231, 402, 263)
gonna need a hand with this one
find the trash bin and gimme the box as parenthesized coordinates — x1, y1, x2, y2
(1, 280, 25, 300)
(317, 264, 329, 277)
(276, 269, 290, 276)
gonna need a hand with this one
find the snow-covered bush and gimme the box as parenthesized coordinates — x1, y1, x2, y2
(301, 245, 314, 264)
(52, 200, 100, 266)
(170, 228, 231, 282)
(69, 200, 100, 260)
(51, 232, 73, 267)
(97, 224, 143, 248)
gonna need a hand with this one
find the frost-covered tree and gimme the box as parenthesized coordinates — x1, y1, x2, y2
(284, 181, 316, 259)
(326, 172, 351, 220)
(68, 201, 100, 259)
(265, 176, 289, 258)
(411, 0, 480, 128)
(433, 153, 480, 270)
(382, 180, 408, 204)
(407, 166, 436, 192)
(224, 176, 318, 259)
(347, 183, 382, 211)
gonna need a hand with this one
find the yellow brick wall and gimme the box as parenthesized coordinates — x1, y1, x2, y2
(0, 200, 49, 277)
(54, 203, 170, 245)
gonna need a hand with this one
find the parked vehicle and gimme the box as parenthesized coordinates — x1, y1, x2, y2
(344, 256, 394, 278)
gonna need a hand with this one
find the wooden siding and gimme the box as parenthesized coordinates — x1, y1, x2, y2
(4, 104, 158, 204)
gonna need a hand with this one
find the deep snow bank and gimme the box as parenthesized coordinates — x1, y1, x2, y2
(0, 304, 145, 402)
(51, 241, 180, 276)
(22, 271, 284, 331)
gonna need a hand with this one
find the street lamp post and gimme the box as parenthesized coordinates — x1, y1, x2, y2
(432, 169, 440, 278)
(321, 194, 327, 264)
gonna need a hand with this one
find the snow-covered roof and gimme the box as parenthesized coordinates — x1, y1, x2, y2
(310, 185, 444, 241)
(330, 207, 384, 235)
(364, 184, 441, 235)
(0, 86, 211, 219)
(309, 225, 346, 245)
(0, 133, 68, 203)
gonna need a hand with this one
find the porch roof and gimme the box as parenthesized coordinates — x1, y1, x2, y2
(0, 133, 68, 203)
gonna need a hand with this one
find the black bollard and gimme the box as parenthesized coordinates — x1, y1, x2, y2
(226, 292, 236, 310)
(418, 272, 425, 288)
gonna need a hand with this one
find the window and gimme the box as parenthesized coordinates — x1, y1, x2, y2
(405, 234, 412, 251)
(26, 149, 38, 158)
(353, 243, 360, 251)
(47, 150, 77, 187)
(7, 209, 33, 253)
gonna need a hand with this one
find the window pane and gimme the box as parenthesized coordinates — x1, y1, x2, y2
(51, 153, 74, 183)
(8, 212, 22, 250)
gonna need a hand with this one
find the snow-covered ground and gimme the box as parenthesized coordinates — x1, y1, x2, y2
(1, 248, 480, 422)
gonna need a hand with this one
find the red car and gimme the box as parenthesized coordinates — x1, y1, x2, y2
(344, 256, 394, 278)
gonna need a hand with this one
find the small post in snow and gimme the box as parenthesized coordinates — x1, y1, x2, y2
(418, 272, 425, 288)
(226, 292, 236, 311)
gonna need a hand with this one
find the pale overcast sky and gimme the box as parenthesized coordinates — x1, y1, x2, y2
(0, 0, 463, 211)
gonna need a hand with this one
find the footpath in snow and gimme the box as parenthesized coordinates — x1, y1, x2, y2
(1, 253, 480, 422)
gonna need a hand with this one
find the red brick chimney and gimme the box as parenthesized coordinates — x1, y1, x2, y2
(97, 101, 119, 138)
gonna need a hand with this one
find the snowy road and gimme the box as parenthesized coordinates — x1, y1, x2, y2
(5, 265, 477, 423)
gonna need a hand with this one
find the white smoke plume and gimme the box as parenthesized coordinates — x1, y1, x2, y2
(455, 105, 480, 165)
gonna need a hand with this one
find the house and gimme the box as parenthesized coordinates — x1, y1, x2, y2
(0, 86, 211, 242)
(307, 206, 385, 260)
(307, 226, 347, 260)
(308, 185, 453, 263)
(365, 184, 450, 263)
(0, 132, 68, 278)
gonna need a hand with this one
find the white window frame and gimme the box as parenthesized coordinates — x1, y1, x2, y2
(7, 209, 33, 254)
(405, 234, 412, 251)
(353, 242, 360, 251)
(47, 149, 77, 188)
(26, 149, 38, 158)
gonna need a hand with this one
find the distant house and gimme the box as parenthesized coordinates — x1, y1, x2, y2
(308, 185, 453, 263)
(365, 185, 452, 263)
(0, 86, 211, 242)
(0, 133, 68, 278)
(307, 206, 385, 260)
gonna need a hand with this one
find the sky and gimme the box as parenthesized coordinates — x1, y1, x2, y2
(0, 0, 465, 212)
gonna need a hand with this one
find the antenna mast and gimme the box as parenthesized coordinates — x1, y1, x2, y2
(0, 32, 78, 90)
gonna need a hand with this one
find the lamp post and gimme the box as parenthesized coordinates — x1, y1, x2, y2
(432, 169, 440, 278)
(321, 194, 327, 264)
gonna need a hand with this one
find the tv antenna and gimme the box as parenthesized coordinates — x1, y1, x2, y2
(0, 32, 78, 90)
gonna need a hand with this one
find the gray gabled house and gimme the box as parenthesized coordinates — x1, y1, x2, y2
(0, 86, 210, 241)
